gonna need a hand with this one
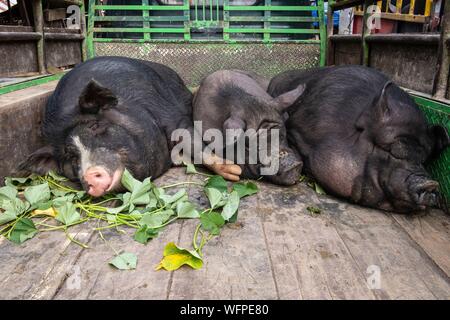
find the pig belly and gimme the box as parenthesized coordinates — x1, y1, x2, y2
(307, 148, 362, 198)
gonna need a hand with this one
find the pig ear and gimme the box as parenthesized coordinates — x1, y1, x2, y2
(223, 115, 246, 131)
(375, 81, 395, 120)
(429, 125, 450, 159)
(272, 84, 306, 112)
(79, 79, 118, 114)
(16, 146, 59, 176)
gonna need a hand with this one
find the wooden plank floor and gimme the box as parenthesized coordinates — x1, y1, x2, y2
(0, 168, 449, 300)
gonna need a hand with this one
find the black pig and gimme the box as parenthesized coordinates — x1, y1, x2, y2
(18, 57, 239, 197)
(193, 70, 304, 185)
(268, 65, 449, 212)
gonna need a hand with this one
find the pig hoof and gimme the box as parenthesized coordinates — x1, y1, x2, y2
(210, 163, 242, 182)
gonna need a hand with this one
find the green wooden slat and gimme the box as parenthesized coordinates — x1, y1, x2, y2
(94, 16, 187, 22)
(93, 28, 186, 33)
(94, 5, 188, 10)
(228, 16, 320, 22)
(93, 38, 321, 44)
(0, 73, 66, 96)
(224, 5, 318, 11)
(224, 28, 321, 34)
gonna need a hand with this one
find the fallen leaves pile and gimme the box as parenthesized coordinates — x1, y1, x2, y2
(0, 165, 258, 271)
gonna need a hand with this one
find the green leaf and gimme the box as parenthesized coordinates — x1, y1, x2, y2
(0, 210, 17, 225)
(121, 169, 141, 193)
(160, 189, 187, 205)
(8, 218, 37, 244)
(106, 214, 117, 224)
(130, 177, 154, 205)
(51, 189, 69, 197)
(155, 242, 203, 271)
(109, 252, 137, 270)
(4, 176, 34, 188)
(0, 186, 18, 201)
(24, 183, 50, 206)
(176, 201, 200, 219)
(205, 188, 223, 209)
(205, 175, 228, 193)
(106, 203, 128, 214)
(51, 194, 75, 207)
(228, 211, 239, 224)
(200, 211, 225, 235)
(55, 202, 80, 225)
(185, 163, 198, 174)
(1, 198, 30, 215)
(307, 206, 322, 215)
(47, 171, 68, 182)
(134, 225, 159, 244)
(232, 181, 259, 198)
(140, 210, 174, 228)
(314, 183, 326, 195)
(221, 191, 240, 221)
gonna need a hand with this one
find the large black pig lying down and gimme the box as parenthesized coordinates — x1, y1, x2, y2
(17, 56, 241, 197)
(269, 65, 450, 213)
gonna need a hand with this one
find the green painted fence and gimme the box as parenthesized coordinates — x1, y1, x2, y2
(86, 0, 326, 66)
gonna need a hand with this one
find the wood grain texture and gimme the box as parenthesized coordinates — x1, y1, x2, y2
(0, 168, 449, 299)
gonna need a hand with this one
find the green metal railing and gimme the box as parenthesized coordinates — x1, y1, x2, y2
(87, 0, 327, 65)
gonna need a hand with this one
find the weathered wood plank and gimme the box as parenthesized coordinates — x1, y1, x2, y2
(0, 223, 92, 299)
(391, 210, 450, 277)
(331, 204, 450, 299)
(168, 176, 279, 300)
(260, 183, 376, 300)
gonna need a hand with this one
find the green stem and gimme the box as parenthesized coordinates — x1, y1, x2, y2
(161, 181, 204, 189)
(98, 227, 119, 256)
(151, 217, 178, 230)
(64, 227, 89, 249)
(193, 223, 201, 252)
(46, 179, 80, 193)
(38, 218, 89, 232)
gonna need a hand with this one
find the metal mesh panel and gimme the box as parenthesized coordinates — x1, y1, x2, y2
(94, 42, 320, 86)
(417, 104, 450, 202)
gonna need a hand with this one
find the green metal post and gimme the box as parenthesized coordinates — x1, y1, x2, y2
(223, 0, 230, 41)
(87, 0, 96, 58)
(264, 0, 271, 43)
(326, 0, 335, 65)
(184, 0, 191, 41)
(32, 0, 45, 74)
(317, 0, 326, 66)
(80, 0, 88, 61)
(143, 0, 151, 41)
(361, 0, 372, 66)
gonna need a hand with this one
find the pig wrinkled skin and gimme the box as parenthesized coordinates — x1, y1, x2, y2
(268, 65, 449, 213)
(18, 56, 196, 197)
(193, 70, 304, 185)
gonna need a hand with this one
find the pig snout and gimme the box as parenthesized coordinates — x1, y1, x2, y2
(266, 150, 303, 186)
(83, 166, 123, 197)
(407, 174, 441, 209)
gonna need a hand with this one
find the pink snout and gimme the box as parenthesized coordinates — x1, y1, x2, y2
(83, 166, 122, 197)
